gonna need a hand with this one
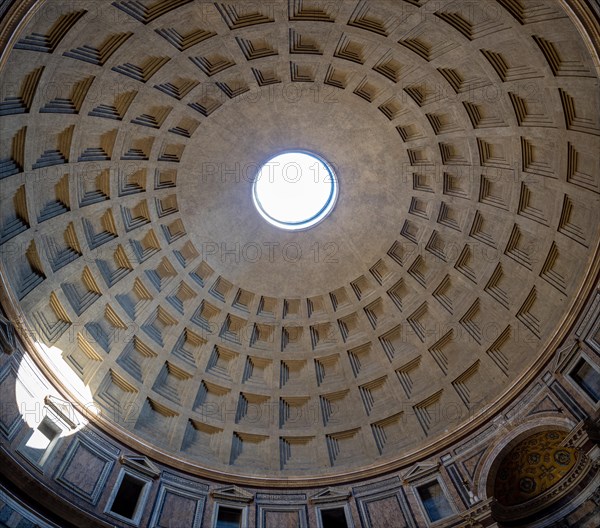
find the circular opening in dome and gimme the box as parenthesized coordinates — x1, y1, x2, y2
(252, 151, 338, 231)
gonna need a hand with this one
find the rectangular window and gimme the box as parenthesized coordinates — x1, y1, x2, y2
(570, 358, 600, 403)
(321, 507, 349, 528)
(20, 417, 61, 465)
(215, 506, 242, 528)
(109, 474, 146, 520)
(417, 481, 453, 523)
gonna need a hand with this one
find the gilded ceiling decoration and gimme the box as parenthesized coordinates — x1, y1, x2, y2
(493, 430, 578, 506)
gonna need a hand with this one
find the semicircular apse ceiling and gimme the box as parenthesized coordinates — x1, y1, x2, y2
(0, 0, 599, 485)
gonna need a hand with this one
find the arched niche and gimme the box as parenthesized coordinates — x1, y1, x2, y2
(482, 424, 597, 526)
(492, 430, 578, 507)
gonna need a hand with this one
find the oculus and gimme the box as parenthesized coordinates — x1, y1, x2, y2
(252, 151, 338, 231)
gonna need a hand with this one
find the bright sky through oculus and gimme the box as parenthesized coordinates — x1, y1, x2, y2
(252, 151, 338, 231)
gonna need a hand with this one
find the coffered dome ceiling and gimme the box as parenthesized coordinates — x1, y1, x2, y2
(0, 0, 598, 485)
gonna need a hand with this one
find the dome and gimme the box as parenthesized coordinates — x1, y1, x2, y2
(0, 0, 599, 518)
